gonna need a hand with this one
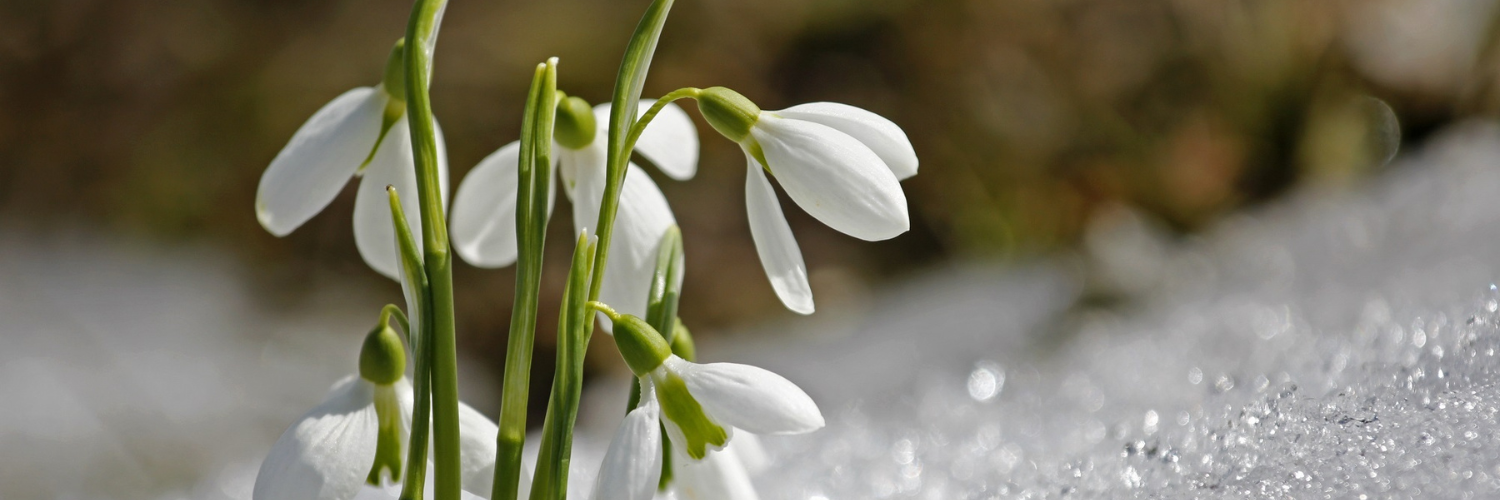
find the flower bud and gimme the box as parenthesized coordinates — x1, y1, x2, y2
(554, 94, 597, 150)
(359, 324, 406, 385)
(597, 304, 671, 377)
(696, 86, 760, 144)
(670, 319, 695, 362)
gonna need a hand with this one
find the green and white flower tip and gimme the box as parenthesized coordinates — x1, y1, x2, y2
(589, 305, 822, 500)
(450, 93, 698, 324)
(697, 87, 918, 315)
(252, 325, 516, 500)
(254, 37, 450, 281)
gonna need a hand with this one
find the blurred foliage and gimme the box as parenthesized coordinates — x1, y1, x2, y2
(1, 0, 1499, 359)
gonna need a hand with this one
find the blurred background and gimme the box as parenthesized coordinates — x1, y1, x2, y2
(1, 0, 1499, 498)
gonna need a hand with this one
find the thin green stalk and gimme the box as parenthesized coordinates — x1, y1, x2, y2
(624, 88, 700, 156)
(391, 188, 434, 500)
(494, 60, 558, 500)
(400, 0, 458, 498)
(528, 234, 595, 500)
(381, 304, 412, 340)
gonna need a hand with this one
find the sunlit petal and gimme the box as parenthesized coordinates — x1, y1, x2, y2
(671, 446, 759, 500)
(743, 155, 813, 315)
(751, 116, 908, 242)
(668, 357, 824, 435)
(775, 103, 918, 180)
(598, 165, 678, 322)
(252, 376, 379, 500)
(589, 387, 663, 500)
(354, 117, 422, 280)
(257, 88, 387, 237)
(450, 141, 522, 267)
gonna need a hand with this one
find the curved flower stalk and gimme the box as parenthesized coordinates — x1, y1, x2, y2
(693, 88, 918, 314)
(255, 39, 451, 280)
(588, 305, 822, 500)
(450, 98, 697, 321)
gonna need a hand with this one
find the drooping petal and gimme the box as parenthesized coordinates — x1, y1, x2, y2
(456, 400, 530, 499)
(726, 433, 768, 475)
(589, 387, 663, 500)
(751, 115, 909, 242)
(670, 446, 759, 500)
(743, 156, 814, 315)
(253, 376, 380, 500)
(354, 117, 421, 280)
(257, 87, 387, 236)
(598, 165, 678, 322)
(592, 101, 699, 180)
(667, 357, 824, 435)
(774, 103, 918, 180)
(450, 141, 522, 267)
(353, 117, 451, 280)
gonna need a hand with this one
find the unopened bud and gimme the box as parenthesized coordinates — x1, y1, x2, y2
(359, 324, 406, 385)
(696, 86, 760, 144)
(554, 94, 597, 150)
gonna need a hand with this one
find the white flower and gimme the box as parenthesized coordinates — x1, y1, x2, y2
(450, 99, 697, 322)
(254, 84, 451, 280)
(742, 102, 915, 314)
(589, 308, 823, 500)
(252, 376, 515, 500)
(664, 433, 768, 500)
(695, 87, 916, 315)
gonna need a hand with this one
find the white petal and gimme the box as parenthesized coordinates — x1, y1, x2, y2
(566, 140, 610, 235)
(354, 117, 421, 280)
(633, 100, 699, 180)
(743, 157, 814, 315)
(353, 117, 452, 279)
(253, 376, 380, 500)
(599, 165, 678, 321)
(667, 357, 824, 435)
(350, 483, 403, 500)
(451, 141, 522, 267)
(593, 101, 699, 180)
(456, 401, 528, 499)
(670, 446, 759, 500)
(725, 433, 768, 475)
(590, 388, 663, 500)
(751, 116, 909, 241)
(775, 103, 918, 180)
(257, 88, 386, 236)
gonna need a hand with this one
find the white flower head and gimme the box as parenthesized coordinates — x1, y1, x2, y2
(255, 39, 450, 280)
(587, 306, 822, 500)
(450, 96, 697, 324)
(252, 324, 514, 500)
(696, 87, 917, 315)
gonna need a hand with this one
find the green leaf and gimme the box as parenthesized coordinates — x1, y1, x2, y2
(494, 59, 559, 500)
(529, 233, 596, 500)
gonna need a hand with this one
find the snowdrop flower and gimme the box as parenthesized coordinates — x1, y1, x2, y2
(663, 433, 769, 500)
(450, 95, 697, 321)
(588, 304, 822, 500)
(695, 87, 917, 314)
(252, 324, 515, 500)
(255, 39, 450, 280)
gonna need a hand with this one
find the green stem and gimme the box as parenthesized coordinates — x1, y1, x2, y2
(528, 234, 595, 500)
(587, 0, 676, 308)
(381, 304, 412, 340)
(623, 88, 700, 157)
(493, 60, 558, 500)
(391, 188, 434, 500)
(401, 0, 458, 498)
